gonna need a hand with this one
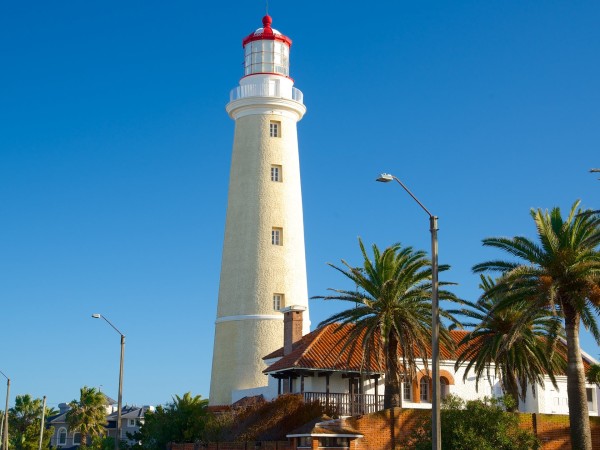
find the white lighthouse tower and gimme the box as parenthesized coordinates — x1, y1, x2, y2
(209, 15, 310, 406)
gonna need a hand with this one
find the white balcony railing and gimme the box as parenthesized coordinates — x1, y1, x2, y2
(229, 85, 303, 104)
(303, 392, 384, 416)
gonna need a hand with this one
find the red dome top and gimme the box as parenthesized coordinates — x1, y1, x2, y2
(242, 15, 292, 47)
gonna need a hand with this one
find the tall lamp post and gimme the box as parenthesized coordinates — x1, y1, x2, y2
(376, 173, 441, 450)
(0, 370, 9, 450)
(92, 314, 125, 450)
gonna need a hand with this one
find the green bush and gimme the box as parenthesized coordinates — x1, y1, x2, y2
(405, 395, 539, 450)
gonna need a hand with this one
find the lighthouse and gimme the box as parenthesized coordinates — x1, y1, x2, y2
(209, 15, 310, 406)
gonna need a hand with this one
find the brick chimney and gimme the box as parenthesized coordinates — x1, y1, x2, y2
(282, 305, 306, 356)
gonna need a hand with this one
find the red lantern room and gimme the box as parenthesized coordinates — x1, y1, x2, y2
(242, 15, 292, 77)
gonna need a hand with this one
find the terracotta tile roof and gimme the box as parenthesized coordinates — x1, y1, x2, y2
(264, 323, 592, 375)
(264, 324, 386, 374)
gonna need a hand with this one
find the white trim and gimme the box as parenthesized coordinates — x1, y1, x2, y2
(215, 314, 283, 324)
(226, 97, 306, 121)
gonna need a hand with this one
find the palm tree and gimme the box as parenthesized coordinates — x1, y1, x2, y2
(66, 386, 107, 448)
(473, 200, 600, 450)
(452, 275, 566, 411)
(313, 238, 459, 409)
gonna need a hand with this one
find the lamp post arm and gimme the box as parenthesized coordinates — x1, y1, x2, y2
(390, 175, 434, 218)
(100, 316, 125, 337)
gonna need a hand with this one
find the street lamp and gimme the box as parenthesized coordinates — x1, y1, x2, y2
(92, 314, 125, 450)
(376, 173, 441, 450)
(0, 370, 9, 450)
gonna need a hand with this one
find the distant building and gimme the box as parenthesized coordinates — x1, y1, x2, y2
(48, 397, 154, 448)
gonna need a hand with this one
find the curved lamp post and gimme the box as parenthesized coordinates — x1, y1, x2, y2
(376, 173, 441, 450)
(0, 370, 9, 450)
(92, 314, 125, 450)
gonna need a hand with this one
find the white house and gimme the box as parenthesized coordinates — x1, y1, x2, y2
(231, 308, 598, 417)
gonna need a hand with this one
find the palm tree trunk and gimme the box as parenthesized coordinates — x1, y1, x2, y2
(384, 332, 402, 409)
(503, 370, 520, 412)
(563, 304, 592, 450)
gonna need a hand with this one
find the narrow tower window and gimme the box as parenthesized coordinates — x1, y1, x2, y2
(271, 165, 282, 182)
(270, 121, 281, 137)
(271, 227, 283, 245)
(273, 293, 284, 310)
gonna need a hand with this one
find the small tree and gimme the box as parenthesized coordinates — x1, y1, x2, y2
(130, 393, 209, 449)
(8, 395, 56, 450)
(405, 395, 539, 450)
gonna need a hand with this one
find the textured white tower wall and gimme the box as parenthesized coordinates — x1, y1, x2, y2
(209, 78, 310, 405)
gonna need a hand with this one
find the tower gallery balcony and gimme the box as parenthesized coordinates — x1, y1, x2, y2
(229, 84, 304, 104)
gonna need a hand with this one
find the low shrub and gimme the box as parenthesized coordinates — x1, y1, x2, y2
(404, 395, 539, 450)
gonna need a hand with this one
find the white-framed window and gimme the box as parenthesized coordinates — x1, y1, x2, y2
(440, 377, 449, 400)
(270, 121, 281, 138)
(73, 432, 81, 446)
(271, 165, 282, 182)
(403, 380, 412, 401)
(420, 377, 430, 402)
(271, 227, 283, 246)
(128, 419, 136, 427)
(587, 387, 596, 411)
(58, 428, 67, 446)
(273, 293, 284, 311)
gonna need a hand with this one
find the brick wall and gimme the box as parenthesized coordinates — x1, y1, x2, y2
(170, 442, 292, 450)
(170, 412, 599, 450)
(344, 409, 600, 450)
(521, 414, 600, 450)
(344, 408, 428, 449)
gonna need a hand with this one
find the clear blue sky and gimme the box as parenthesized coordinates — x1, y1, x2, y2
(1, 1, 598, 409)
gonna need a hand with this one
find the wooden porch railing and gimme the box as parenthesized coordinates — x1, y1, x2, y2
(303, 392, 384, 416)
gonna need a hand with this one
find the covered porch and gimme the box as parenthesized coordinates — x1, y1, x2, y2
(271, 369, 384, 416)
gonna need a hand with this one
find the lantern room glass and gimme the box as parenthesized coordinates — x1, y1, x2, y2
(244, 40, 289, 76)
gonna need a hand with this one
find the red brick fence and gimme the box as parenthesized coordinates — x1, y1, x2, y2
(169, 442, 291, 450)
(345, 408, 600, 450)
(170, 409, 600, 450)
